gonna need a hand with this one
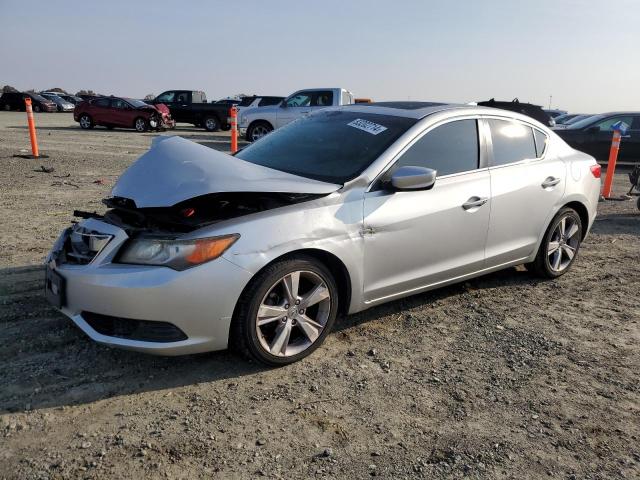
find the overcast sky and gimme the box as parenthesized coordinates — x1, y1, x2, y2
(1, 0, 638, 112)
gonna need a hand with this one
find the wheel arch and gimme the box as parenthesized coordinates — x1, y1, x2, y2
(247, 119, 274, 132)
(233, 248, 353, 317)
(563, 200, 589, 240)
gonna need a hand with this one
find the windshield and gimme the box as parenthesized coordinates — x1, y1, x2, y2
(127, 99, 148, 108)
(30, 94, 48, 102)
(236, 110, 417, 183)
(566, 114, 605, 130)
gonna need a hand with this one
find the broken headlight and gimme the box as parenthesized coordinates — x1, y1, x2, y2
(116, 234, 239, 271)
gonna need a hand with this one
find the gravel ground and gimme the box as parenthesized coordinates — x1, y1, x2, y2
(0, 112, 639, 479)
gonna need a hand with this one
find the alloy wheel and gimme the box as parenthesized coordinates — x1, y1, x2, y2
(547, 215, 580, 272)
(255, 270, 331, 357)
(205, 118, 217, 131)
(80, 115, 91, 128)
(251, 125, 271, 141)
(135, 118, 146, 132)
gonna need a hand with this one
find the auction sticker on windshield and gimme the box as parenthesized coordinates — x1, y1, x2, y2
(347, 118, 388, 135)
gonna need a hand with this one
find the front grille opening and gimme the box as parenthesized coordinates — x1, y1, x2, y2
(82, 312, 188, 343)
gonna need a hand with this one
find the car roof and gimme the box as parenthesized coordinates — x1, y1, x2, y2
(337, 102, 557, 130)
(597, 111, 640, 116)
(339, 102, 461, 118)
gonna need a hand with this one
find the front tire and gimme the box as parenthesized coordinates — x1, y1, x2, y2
(530, 207, 583, 278)
(79, 114, 94, 129)
(231, 256, 339, 366)
(33, 105, 41, 113)
(134, 117, 148, 132)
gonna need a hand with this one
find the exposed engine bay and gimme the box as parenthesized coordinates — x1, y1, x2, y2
(75, 192, 326, 233)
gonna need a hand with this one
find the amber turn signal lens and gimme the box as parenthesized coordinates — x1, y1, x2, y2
(185, 235, 239, 265)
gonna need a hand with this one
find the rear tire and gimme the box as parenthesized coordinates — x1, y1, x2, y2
(79, 114, 94, 129)
(246, 121, 273, 142)
(230, 256, 339, 366)
(203, 116, 219, 132)
(529, 207, 583, 278)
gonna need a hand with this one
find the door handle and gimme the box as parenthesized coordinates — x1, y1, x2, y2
(621, 135, 631, 139)
(462, 196, 488, 210)
(541, 177, 561, 189)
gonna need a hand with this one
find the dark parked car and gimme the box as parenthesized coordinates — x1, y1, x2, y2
(74, 96, 175, 132)
(478, 98, 554, 127)
(555, 112, 640, 165)
(544, 109, 568, 119)
(215, 98, 242, 106)
(149, 90, 233, 131)
(0, 91, 57, 112)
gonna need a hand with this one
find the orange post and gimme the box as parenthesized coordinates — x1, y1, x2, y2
(24, 97, 40, 158)
(230, 105, 238, 154)
(601, 130, 621, 198)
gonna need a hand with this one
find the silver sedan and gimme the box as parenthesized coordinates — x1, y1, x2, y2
(45, 102, 601, 365)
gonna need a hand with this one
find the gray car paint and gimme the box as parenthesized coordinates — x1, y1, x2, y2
(47, 104, 600, 355)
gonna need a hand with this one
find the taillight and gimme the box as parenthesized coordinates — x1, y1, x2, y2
(590, 164, 601, 179)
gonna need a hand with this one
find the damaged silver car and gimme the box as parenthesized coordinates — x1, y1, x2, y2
(45, 102, 601, 365)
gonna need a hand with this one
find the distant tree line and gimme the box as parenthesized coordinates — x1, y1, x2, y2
(2, 85, 106, 96)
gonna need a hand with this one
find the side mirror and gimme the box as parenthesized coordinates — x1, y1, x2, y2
(280, 101, 288, 108)
(390, 166, 437, 191)
(586, 126, 600, 134)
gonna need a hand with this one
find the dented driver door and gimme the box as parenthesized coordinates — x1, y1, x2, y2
(361, 118, 490, 304)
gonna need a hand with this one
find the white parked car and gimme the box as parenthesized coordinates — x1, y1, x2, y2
(239, 88, 354, 141)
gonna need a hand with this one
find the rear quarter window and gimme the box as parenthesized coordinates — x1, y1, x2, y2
(533, 129, 548, 157)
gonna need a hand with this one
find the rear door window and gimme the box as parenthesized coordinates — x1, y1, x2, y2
(394, 119, 479, 177)
(175, 92, 190, 103)
(111, 98, 128, 109)
(312, 91, 333, 107)
(93, 98, 110, 108)
(487, 119, 537, 166)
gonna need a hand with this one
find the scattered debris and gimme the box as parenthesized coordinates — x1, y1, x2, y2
(51, 181, 80, 189)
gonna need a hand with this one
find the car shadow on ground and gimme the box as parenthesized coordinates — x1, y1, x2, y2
(0, 264, 538, 414)
(591, 212, 639, 235)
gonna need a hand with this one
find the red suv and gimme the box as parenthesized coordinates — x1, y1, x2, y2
(74, 96, 175, 132)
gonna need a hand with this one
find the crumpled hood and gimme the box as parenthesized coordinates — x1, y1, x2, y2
(110, 136, 340, 208)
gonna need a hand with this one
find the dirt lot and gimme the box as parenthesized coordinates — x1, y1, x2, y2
(1, 111, 639, 479)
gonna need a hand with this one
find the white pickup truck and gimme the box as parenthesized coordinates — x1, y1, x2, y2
(239, 87, 355, 141)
